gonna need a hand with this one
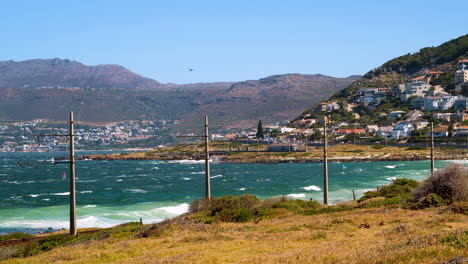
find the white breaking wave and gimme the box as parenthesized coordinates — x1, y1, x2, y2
(386, 177, 397, 181)
(51, 192, 70, 196)
(303, 185, 321, 191)
(190, 171, 205, 174)
(182, 177, 192, 181)
(287, 193, 306, 198)
(385, 165, 397, 169)
(156, 203, 189, 215)
(169, 159, 212, 164)
(210, 175, 222, 179)
(237, 188, 246, 191)
(79, 191, 93, 194)
(124, 189, 148, 194)
(83, 205, 96, 208)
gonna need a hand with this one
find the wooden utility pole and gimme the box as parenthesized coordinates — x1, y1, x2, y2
(69, 111, 77, 235)
(323, 117, 329, 205)
(204, 116, 211, 199)
(177, 116, 211, 200)
(31, 110, 77, 236)
(430, 122, 435, 175)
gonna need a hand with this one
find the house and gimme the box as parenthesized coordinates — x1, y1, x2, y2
(335, 128, 366, 135)
(404, 110, 424, 121)
(377, 126, 393, 139)
(430, 126, 449, 137)
(411, 96, 425, 109)
(336, 122, 350, 127)
(294, 119, 317, 126)
(432, 113, 452, 122)
(389, 111, 406, 119)
(455, 59, 468, 84)
(267, 144, 298, 152)
(365, 125, 379, 133)
(424, 95, 458, 111)
(391, 122, 414, 139)
(400, 81, 431, 101)
(450, 113, 467, 122)
(454, 97, 468, 110)
(412, 120, 429, 130)
(455, 126, 468, 136)
(318, 102, 340, 112)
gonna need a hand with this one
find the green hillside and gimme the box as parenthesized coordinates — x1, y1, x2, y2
(295, 34, 468, 122)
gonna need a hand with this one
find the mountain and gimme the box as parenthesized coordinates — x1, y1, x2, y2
(0, 59, 359, 127)
(0, 58, 163, 90)
(294, 34, 468, 122)
(183, 74, 360, 128)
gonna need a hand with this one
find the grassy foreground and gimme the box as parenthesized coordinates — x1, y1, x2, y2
(1, 166, 467, 264)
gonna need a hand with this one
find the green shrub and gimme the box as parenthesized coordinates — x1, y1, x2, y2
(0, 232, 33, 241)
(371, 145, 385, 150)
(189, 194, 264, 223)
(359, 178, 419, 202)
(406, 193, 447, 209)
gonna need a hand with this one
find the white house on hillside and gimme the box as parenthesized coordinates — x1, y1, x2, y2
(391, 122, 414, 139)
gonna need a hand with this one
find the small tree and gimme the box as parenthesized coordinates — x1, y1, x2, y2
(256, 120, 264, 139)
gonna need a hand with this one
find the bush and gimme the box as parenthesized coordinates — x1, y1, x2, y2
(407, 193, 447, 209)
(359, 178, 419, 202)
(189, 194, 265, 223)
(0, 232, 33, 241)
(413, 164, 468, 203)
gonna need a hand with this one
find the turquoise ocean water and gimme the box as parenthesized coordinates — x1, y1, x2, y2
(0, 151, 465, 234)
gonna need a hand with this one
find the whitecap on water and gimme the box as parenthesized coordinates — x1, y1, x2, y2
(385, 165, 397, 169)
(182, 177, 192, 181)
(302, 185, 321, 191)
(116, 179, 123, 182)
(51, 192, 70, 196)
(84, 205, 96, 208)
(124, 189, 148, 194)
(386, 177, 397, 181)
(190, 171, 205, 174)
(79, 191, 93, 194)
(210, 175, 222, 179)
(237, 188, 246, 191)
(287, 193, 306, 198)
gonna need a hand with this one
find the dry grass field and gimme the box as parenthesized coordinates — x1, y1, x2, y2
(1, 204, 466, 264)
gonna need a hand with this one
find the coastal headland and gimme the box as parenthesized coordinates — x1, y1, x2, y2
(82, 142, 468, 163)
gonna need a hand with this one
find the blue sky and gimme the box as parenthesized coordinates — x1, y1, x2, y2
(1, 0, 467, 83)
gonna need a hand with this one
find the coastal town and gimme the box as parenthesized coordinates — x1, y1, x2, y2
(0, 119, 180, 152)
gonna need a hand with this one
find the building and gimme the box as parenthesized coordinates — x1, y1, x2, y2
(411, 96, 425, 109)
(432, 113, 452, 122)
(430, 126, 449, 138)
(412, 120, 429, 130)
(424, 95, 458, 111)
(404, 110, 424, 121)
(334, 128, 366, 135)
(455, 59, 468, 84)
(267, 144, 298, 152)
(455, 126, 468, 136)
(399, 81, 431, 101)
(377, 126, 393, 139)
(454, 97, 468, 110)
(365, 125, 379, 133)
(391, 122, 414, 139)
(389, 111, 406, 118)
(318, 102, 340, 112)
